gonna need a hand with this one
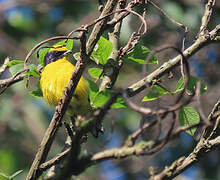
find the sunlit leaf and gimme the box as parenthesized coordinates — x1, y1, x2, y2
(9, 63, 24, 76)
(38, 48, 50, 66)
(88, 68, 103, 79)
(26, 64, 40, 77)
(9, 62, 39, 77)
(7, 60, 24, 67)
(142, 85, 170, 102)
(88, 78, 111, 107)
(111, 96, 127, 109)
(55, 39, 73, 50)
(92, 89, 111, 107)
(87, 79, 126, 108)
(124, 45, 158, 64)
(179, 106, 200, 136)
(175, 76, 207, 94)
(91, 36, 113, 65)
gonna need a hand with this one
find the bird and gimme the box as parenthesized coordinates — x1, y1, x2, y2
(40, 45, 91, 117)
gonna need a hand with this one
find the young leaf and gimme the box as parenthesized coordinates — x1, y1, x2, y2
(26, 64, 40, 77)
(87, 79, 126, 109)
(9, 63, 24, 76)
(88, 67, 103, 79)
(66, 39, 74, 50)
(92, 89, 111, 107)
(38, 48, 50, 66)
(111, 96, 127, 109)
(7, 60, 24, 67)
(142, 85, 170, 102)
(175, 76, 207, 94)
(124, 45, 158, 64)
(55, 39, 73, 50)
(88, 78, 111, 107)
(91, 36, 113, 65)
(179, 106, 200, 136)
(9, 62, 40, 77)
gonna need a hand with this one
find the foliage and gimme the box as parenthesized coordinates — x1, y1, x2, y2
(0, 1, 219, 180)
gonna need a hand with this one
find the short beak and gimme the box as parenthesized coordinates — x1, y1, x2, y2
(63, 50, 72, 56)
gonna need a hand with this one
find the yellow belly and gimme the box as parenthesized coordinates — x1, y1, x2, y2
(40, 58, 90, 116)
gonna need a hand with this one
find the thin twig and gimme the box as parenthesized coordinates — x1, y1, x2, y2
(199, 0, 216, 36)
(148, 0, 186, 30)
(0, 57, 10, 76)
(0, 68, 29, 95)
(99, 0, 126, 91)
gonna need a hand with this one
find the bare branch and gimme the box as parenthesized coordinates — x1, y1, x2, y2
(149, 99, 220, 180)
(99, 0, 126, 91)
(0, 57, 9, 76)
(125, 30, 216, 97)
(199, 0, 216, 36)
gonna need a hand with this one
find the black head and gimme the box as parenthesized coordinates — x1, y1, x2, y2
(44, 50, 72, 66)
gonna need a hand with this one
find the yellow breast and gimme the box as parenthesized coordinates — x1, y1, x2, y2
(40, 58, 90, 116)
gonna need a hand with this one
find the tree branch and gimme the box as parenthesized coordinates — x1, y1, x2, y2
(126, 25, 219, 97)
(149, 99, 220, 180)
(199, 0, 216, 36)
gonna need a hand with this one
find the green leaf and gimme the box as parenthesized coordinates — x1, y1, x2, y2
(124, 45, 158, 64)
(148, 56, 158, 64)
(66, 39, 74, 50)
(87, 79, 99, 104)
(111, 96, 127, 109)
(88, 78, 111, 107)
(179, 106, 200, 136)
(91, 36, 113, 65)
(92, 89, 111, 107)
(7, 60, 24, 67)
(26, 64, 40, 77)
(175, 76, 207, 94)
(9, 63, 24, 76)
(55, 39, 73, 50)
(88, 68, 103, 79)
(29, 88, 43, 98)
(87, 79, 126, 109)
(9, 62, 40, 77)
(142, 85, 170, 102)
(38, 48, 50, 66)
